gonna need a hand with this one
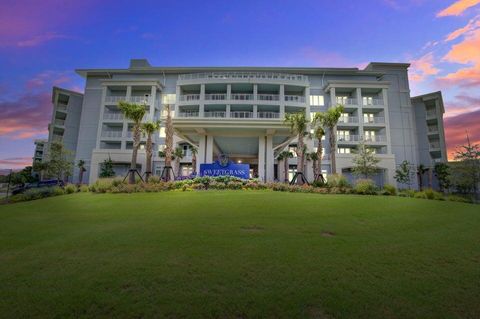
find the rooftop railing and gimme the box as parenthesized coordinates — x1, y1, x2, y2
(178, 72, 308, 83)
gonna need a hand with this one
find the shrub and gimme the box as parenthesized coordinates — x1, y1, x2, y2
(65, 184, 77, 194)
(383, 184, 397, 196)
(312, 180, 326, 188)
(148, 176, 161, 184)
(398, 189, 416, 197)
(327, 174, 350, 189)
(79, 185, 89, 192)
(447, 195, 471, 203)
(414, 191, 427, 199)
(354, 179, 377, 195)
(9, 186, 65, 203)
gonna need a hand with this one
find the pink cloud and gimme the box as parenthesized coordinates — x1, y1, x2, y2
(444, 15, 480, 41)
(444, 109, 480, 159)
(409, 52, 440, 83)
(0, 157, 34, 169)
(437, 0, 480, 17)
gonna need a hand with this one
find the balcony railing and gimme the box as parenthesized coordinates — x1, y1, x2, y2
(363, 117, 385, 124)
(230, 111, 253, 118)
(285, 95, 305, 103)
(258, 112, 280, 119)
(428, 126, 439, 133)
(231, 93, 254, 100)
(52, 135, 63, 142)
(56, 104, 67, 111)
(178, 111, 199, 118)
(54, 119, 65, 126)
(105, 96, 151, 104)
(205, 111, 227, 118)
(363, 98, 384, 106)
(337, 135, 360, 142)
(258, 94, 280, 101)
(430, 142, 440, 149)
(101, 131, 123, 138)
(204, 93, 227, 101)
(364, 135, 387, 143)
(103, 112, 124, 120)
(426, 110, 437, 118)
(338, 117, 359, 124)
(179, 94, 200, 101)
(336, 97, 357, 105)
(178, 72, 308, 83)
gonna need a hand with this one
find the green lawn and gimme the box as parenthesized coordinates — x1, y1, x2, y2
(0, 191, 479, 318)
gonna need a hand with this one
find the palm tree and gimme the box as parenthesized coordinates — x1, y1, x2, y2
(417, 164, 429, 190)
(315, 105, 344, 174)
(310, 121, 325, 180)
(307, 151, 319, 180)
(164, 104, 174, 181)
(77, 160, 86, 185)
(284, 112, 308, 184)
(141, 120, 161, 182)
(190, 146, 198, 175)
(277, 150, 293, 183)
(174, 146, 184, 177)
(118, 101, 147, 184)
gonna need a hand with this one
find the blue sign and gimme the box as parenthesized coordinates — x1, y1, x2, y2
(200, 161, 250, 179)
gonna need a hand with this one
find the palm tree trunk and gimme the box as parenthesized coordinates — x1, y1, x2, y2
(164, 105, 173, 181)
(129, 123, 141, 184)
(145, 134, 152, 183)
(330, 129, 337, 174)
(192, 154, 197, 174)
(315, 138, 323, 178)
(297, 134, 304, 185)
(79, 170, 84, 185)
(284, 158, 289, 183)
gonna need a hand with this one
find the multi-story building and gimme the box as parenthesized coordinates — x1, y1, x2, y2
(37, 59, 447, 188)
(32, 87, 84, 181)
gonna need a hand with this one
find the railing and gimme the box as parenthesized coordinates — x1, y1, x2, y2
(205, 93, 227, 101)
(231, 93, 254, 100)
(56, 104, 67, 111)
(230, 111, 253, 118)
(178, 111, 199, 118)
(204, 111, 227, 118)
(258, 112, 280, 119)
(337, 135, 360, 142)
(103, 112, 124, 120)
(426, 110, 437, 118)
(285, 95, 305, 103)
(430, 142, 440, 149)
(338, 116, 359, 124)
(178, 72, 308, 83)
(258, 94, 280, 101)
(428, 126, 439, 133)
(54, 119, 65, 126)
(363, 98, 384, 106)
(105, 96, 151, 104)
(179, 94, 200, 101)
(52, 135, 63, 142)
(336, 97, 357, 105)
(363, 117, 385, 124)
(101, 131, 123, 138)
(364, 135, 387, 143)
(105, 96, 126, 103)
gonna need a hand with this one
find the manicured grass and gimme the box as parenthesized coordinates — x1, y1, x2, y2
(0, 191, 479, 318)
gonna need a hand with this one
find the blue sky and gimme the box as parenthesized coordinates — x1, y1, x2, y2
(1, 0, 479, 168)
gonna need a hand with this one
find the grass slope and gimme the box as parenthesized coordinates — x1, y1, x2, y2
(0, 191, 479, 318)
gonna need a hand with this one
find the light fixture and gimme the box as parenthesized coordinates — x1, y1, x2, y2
(237, 160, 242, 163)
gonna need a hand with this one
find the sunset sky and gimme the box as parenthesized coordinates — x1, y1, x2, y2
(0, 0, 479, 169)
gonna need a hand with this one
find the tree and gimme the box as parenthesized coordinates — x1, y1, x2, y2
(141, 120, 161, 182)
(309, 118, 325, 180)
(434, 163, 450, 193)
(351, 141, 380, 179)
(45, 142, 73, 181)
(453, 135, 480, 198)
(307, 151, 319, 180)
(118, 101, 146, 184)
(284, 112, 308, 184)
(190, 146, 198, 175)
(394, 160, 412, 189)
(77, 160, 86, 185)
(163, 104, 174, 181)
(174, 147, 184, 178)
(416, 164, 429, 191)
(99, 158, 115, 178)
(315, 105, 344, 174)
(277, 150, 293, 183)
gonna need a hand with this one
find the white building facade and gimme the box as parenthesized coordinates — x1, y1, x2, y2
(37, 59, 447, 188)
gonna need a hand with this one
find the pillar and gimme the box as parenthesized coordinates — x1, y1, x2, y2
(206, 135, 214, 163)
(258, 136, 266, 181)
(266, 135, 274, 182)
(197, 135, 206, 174)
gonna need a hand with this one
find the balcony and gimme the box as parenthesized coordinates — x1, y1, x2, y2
(258, 94, 280, 101)
(426, 110, 437, 118)
(337, 135, 360, 142)
(430, 142, 441, 149)
(204, 93, 227, 101)
(179, 94, 200, 102)
(178, 111, 199, 118)
(54, 119, 65, 126)
(105, 96, 152, 104)
(258, 112, 280, 119)
(364, 135, 387, 143)
(363, 117, 385, 124)
(52, 135, 63, 142)
(338, 116, 359, 124)
(178, 72, 308, 84)
(231, 93, 254, 101)
(285, 95, 305, 103)
(336, 97, 357, 105)
(103, 112, 124, 120)
(230, 111, 253, 118)
(205, 111, 227, 118)
(363, 98, 384, 106)
(56, 104, 67, 111)
(101, 131, 123, 138)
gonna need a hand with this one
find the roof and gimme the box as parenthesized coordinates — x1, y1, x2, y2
(52, 86, 84, 103)
(411, 91, 445, 113)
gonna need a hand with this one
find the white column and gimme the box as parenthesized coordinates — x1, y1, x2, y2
(197, 135, 206, 174)
(330, 87, 336, 106)
(258, 136, 266, 181)
(226, 104, 231, 118)
(150, 86, 156, 120)
(227, 84, 231, 100)
(266, 135, 274, 182)
(206, 135, 214, 163)
(253, 105, 258, 118)
(382, 88, 392, 154)
(174, 85, 180, 117)
(305, 86, 311, 120)
(96, 86, 107, 149)
(280, 84, 285, 119)
(200, 84, 205, 117)
(357, 88, 363, 140)
(253, 84, 258, 100)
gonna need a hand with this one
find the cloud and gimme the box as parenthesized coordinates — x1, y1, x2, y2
(409, 52, 440, 82)
(16, 32, 70, 47)
(437, 0, 480, 17)
(444, 109, 480, 159)
(444, 94, 480, 117)
(0, 157, 34, 169)
(25, 71, 74, 91)
(444, 15, 480, 41)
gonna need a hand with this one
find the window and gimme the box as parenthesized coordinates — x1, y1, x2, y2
(159, 127, 166, 138)
(337, 130, 350, 141)
(162, 94, 176, 104)
(364, 113, 374, 123)
(289, 146, 298, 157)
(338, 148, 351, 154)
(363, 96, 373, 105)
(309, 95, 324, 106)
(364, 130, 376, 141)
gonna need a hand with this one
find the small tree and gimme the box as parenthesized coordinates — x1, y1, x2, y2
(394, 160, 412, 189)
(99, 158, 115, 178)
(416, 164, 429, 191)
(284, 112, 308, 184)
(277, 150, 293, 183)
(118, 101, 146, 184)
(141, 120, 161, 182)
(45, 142, 73, 181)
(351, 141, 380, 179)
(190, 146, 198, 175)
(315, 105, 344, 174)
(434, 163, 450, 193)
(174, 147, 184, 178)
(77, 160, 86, 185)
(453, 135, 480, 198)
